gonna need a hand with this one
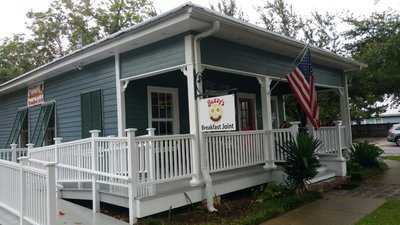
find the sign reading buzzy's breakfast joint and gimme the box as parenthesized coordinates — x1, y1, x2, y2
(199, 94, 236, 132)
(27, 83, 44, 107)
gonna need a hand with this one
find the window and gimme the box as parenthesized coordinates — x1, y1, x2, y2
(148, 86, 179, 135)
(31, 103, 55, 147)
(81, 90, 103, 138)
(237, 93, 257, 131)
(5, 109, 28, 148)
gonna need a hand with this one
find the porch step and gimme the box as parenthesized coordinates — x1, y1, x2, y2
(309, 167, 336, 184)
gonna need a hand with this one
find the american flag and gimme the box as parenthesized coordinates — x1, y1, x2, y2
(286, 48, 320, 128)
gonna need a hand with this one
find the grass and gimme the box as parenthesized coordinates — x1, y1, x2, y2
(382, 155, 400, 161)
(355, 200, 400, 225)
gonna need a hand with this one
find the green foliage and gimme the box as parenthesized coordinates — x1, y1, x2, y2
(344, 11, 400, 121)
(279, 132, 321, 192)
(260, 183, 292, 201)
(350, 141, 384, 168)
(0, 0, 157, 83)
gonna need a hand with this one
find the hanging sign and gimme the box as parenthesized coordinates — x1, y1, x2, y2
(199, 94, 236, 132)
(27, 83, 44, 107)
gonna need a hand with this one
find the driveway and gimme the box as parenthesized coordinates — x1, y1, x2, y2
(354, 137, 400, 156)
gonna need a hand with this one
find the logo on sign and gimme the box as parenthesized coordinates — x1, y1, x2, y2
(199, 94, 236, 132)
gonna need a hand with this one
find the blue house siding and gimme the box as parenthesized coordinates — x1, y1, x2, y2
(0, 89, 27, 147)
(120, 35, 185, 79)
(125, 71, 189, 135)
(201, 37, 343, 87)
(43, 57, 117, 142)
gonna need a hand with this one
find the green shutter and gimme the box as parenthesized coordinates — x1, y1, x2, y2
(81, 90, 103, 138)
(31, 103, 55, 147)
(5, 109, 28, 148)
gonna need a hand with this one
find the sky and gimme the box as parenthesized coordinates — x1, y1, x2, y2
(0, 0, 399, 40)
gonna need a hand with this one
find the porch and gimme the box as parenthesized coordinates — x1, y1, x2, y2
(0, 120, 349, 225)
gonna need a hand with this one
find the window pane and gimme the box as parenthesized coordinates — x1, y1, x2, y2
(159, 121, 167, 134)
(151, 93, 158, 105)
(166, 122, 173, 135)
(152, 106, 159, 119)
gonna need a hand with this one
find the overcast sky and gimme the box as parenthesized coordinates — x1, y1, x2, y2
(0, 0, 399, 40)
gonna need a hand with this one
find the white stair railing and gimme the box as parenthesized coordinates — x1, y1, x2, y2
(0, 145, 28, 162)
(0, 159, 56, 225)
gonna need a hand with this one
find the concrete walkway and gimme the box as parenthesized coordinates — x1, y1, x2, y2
(261, 160, 400, 225)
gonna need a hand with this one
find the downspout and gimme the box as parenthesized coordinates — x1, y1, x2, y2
(193, 21, 221, 74)
(192, 21, 220, 212)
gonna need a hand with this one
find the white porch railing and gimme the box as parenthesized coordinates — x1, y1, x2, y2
(270, 128, 295, 162)
(203, 130, 266, 173)
(311, 124, 346, 158)
(0, 145, 28, 162)
(0, 159, 56, 225)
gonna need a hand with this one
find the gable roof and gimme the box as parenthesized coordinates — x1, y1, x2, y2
(0, 2, 366, 95)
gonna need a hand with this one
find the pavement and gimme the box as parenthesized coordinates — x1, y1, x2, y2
(261, 140, 400, 225)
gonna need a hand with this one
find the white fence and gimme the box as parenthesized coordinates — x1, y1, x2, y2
(270, 128, 295, 162)
(203, 130, 266, 173)
(311, 125, 345, 158)
(0, 146, 28, 162)
(0, 159, 56, 225)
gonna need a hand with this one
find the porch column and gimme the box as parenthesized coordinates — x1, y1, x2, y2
(259, 77, 276, 169)
(115, 53, 126, 137)
(184, 35, 202, 186)
(340, 74, 352, 147)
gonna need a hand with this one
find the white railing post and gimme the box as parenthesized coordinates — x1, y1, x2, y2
(335, 121, 344, 159)
(146, 128, 155, 183)
(289, 121, 300, 138)
(126, 128, 138, 225)
(10, 143, 17, 162)
(90, 130, 101, 213)
(46, 162, 57, 225)
(265, 130, 276, 169)
(53, 138, 62, 192)
(19, 165, 25, 225)
(26, 143, 34, 159)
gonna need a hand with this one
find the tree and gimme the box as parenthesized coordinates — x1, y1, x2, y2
(210, 0, 247, 21)
(0, 35, 51, 84)
(344, 10, 400, 121)
(0, 0, 157, 83)
(257, 0, 303, 39)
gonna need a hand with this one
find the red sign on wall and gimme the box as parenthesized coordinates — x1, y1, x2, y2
(27, 83, 44, 107)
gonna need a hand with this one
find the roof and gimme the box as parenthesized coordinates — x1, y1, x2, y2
(0, 2, 366, 95)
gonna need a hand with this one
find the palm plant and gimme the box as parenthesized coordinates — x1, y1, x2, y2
(279, 132, 321, 194)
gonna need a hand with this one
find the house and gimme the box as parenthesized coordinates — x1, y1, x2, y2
(0, 3, 365, 225)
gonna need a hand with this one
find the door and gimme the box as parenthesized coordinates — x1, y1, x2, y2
(238, 94, 257, 131)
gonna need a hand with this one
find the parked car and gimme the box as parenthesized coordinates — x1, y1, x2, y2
(387, 124, 400, 146)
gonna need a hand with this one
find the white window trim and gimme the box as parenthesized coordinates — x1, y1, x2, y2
(147, 86, 180, 135)
(237, 92, 258, 131)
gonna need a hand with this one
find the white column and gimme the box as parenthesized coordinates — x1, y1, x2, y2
(46, 162, 57, 225)
(115, 53, 126, 137)
(340, 74, 352, 148)
(259, 77, 275, 169)
(10, 143, 17, 162)
(184, 35, 202, 186)
(90, 130, 101, 213)
(290, 121, 300, 138)
(126, 128, 138, 224)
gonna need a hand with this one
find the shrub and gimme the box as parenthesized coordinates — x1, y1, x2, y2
(350, 141, 383, 168)
(279, 132, 321, 194)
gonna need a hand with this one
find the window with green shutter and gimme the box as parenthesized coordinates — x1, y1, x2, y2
(5, 109, 28, 148)
(81, 90, 103, 138)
